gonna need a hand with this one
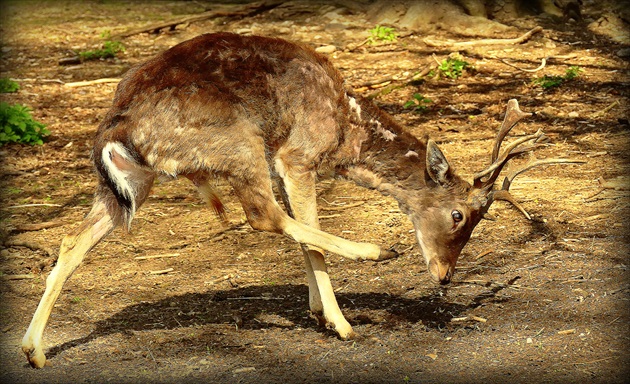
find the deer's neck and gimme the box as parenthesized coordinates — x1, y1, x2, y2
(340, 96, 429, 200)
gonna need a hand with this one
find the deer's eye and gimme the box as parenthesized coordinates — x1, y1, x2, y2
(451, 210, 463, 223)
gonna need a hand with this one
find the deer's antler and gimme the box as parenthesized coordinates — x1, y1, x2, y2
(474, 99, 585, 220)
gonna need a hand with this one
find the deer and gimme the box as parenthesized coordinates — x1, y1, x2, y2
(21, 32, 579, 368)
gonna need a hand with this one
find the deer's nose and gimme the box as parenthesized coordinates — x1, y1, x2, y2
(429, 259, 453, 285)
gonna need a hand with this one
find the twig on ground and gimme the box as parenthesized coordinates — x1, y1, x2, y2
(501, 57, 547, 72)
(474, 249, 494, 261)
(585, 177, 628, 200)
(205, 274, 234, 285)
(64, 78, 121, 88)
(6, 203, 62, 209)
(134, 253, 180, 260)
(423, 26, 543, 48)
(1, 274, 36, 280)
(227, 296, 284, 300)
(112, 1, 281, 39)
(149, 268, 174, 275)
(318, 214, 342, 219)
(451, 315, 487, 323)
(366, 62, 437, 99)
(13, 221, 65, 232)
(590, 100, 620, 118)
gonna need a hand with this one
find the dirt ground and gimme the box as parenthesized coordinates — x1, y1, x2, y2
(1, 1, 629, 383)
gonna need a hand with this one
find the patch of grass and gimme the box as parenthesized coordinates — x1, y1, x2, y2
(533, 66, 582, 89)
(0, 78, 19, 93)
(403, 93, 432, 113)
(5, 186, 22, 194)
(367, 25, 397, 44)
(0, 102, 49, 146)
(78, 31, 125, 61)
(438, 55, 470, 79)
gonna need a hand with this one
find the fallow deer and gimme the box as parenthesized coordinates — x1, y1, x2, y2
(22, 32, 579, 368)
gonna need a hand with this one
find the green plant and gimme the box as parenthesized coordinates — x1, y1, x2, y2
(533, 66, 582, 89)
(78, 31, 125, 61)
(367, 25, 397, 44)
(564, 65, 582, 80)
(0, 102, 49, 145)
(438, 56, 470, 79)
(403, 93, 432, 113)
(0, 78, 19, 93)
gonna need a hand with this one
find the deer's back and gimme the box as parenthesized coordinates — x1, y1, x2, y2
(95, 33, 358, 179)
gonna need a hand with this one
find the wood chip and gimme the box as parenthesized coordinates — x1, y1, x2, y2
(205, 274, 233, 285)
(557, 329, 576, 335)
(233, 367, 256, 374)
(474, 249, 493, 261)
(149, 268, 174, 275)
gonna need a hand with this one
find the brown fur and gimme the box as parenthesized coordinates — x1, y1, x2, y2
(22, 33, 526, 368)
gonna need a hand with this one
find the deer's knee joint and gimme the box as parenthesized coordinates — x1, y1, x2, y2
(244, 206, 286, 234)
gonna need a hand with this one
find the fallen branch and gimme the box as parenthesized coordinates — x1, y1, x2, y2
(64, 78, 121, 88)
(13, 221, 65, 232)
(424, 26, 543, 48)
(366, 62, 437, 99)
(112, 1, 281, 39)
(1, 273, 36, 280)
(590, 100, 620, 118)
(4, 239, 54, 256)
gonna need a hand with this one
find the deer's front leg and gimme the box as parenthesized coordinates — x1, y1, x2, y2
(274, 160, 355, 339)
(22, 199, 115, 368)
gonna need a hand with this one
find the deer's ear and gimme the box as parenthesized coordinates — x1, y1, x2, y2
(426, 140, 452, 187)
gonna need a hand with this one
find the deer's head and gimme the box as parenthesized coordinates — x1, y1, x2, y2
(403, 99, 581, 284)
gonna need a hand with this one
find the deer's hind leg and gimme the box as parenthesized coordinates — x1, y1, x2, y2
(274, 159, 355, 340)
(22, 185, 120, 368)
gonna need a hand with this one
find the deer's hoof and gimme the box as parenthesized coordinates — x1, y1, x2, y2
(337, 327, 357, 341)
(377, 247, 399, 261)
(23, 345, 47, 369)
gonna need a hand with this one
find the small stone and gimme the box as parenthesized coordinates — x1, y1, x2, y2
(616, 48, 630, 58)
(526, 337, 533, 344)
(315, 45, 336, 54)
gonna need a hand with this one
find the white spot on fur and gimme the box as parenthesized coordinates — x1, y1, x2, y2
(348, 96, 361, 120)
(405, 150, 419, 158)
(371, 119, 397, 141)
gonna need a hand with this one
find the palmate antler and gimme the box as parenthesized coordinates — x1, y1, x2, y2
(473, 99, 585, 220)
